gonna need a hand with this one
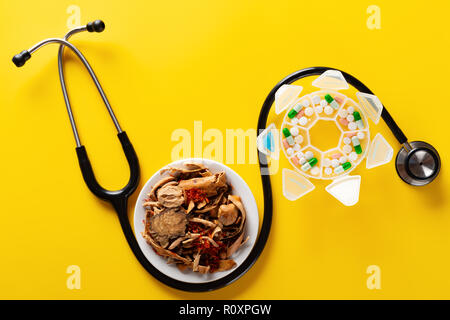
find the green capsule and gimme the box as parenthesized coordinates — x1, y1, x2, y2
(342, 161, 351, 170)
(288, 109, 297, 118)
(353, 111, 361, 121)
(353, 111, 364, 129)
(324, 94, 334, 103)
(352, 136, 362, 154)
(301, 157, 317, 171)
(282, 127, 291, 138)
(334, 161, 352, 174)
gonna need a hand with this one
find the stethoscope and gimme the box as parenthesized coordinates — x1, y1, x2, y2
(12, 20, 440, 292)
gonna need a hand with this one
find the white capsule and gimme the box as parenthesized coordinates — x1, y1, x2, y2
(293, 143, 301, 151)
(330, 100, 339, 110)
(346, 114, 354, 122)
(357, 131, 365, 140)
(305, 151, 314, 160)
(299, 116, 308, 126)
(349, 152, 358, 161)
(291, 118, 299, 125)
(312, 95, 321, 105)
(324, 167, 332, 175)
(348, 122, 357, 131)
(286, 147, 294, 156)
(347, 106, 355, 114)
(323, 158, 332, 167)
(331, 159, 340, 168)
(315, 106, 323, 114)
(290, 127, 299, 136)
(324, 106, 333, 115)
(295, 135, 303, 144)
(338, 109, 348, 118)
(339, 156, 347, 164)
(334, 166, 345, 174)
(301, 99, 310, 107)
(343, 137, 351, 145)
(320, 99, 328, 107)
(343, 145, 352, 154)
(305, 107, 314, 117)
(299, 157, 307, 165)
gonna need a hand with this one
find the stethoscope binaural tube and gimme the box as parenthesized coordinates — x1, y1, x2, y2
(258, 67, 441, 186)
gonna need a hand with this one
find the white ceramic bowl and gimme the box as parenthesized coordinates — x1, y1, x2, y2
(133, 158, 259, 284)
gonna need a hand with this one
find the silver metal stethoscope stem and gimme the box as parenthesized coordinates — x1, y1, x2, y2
(25, 27, 122, 147)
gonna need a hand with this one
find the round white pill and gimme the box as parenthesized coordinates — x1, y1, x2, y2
(295, 135, 303, 144)
(310, 167, 320, 176)
(299, 157, 307, 165)
(290, 127, 299, 136)
(305, 107, 314, 117)
(296, 151, 304, 158)
(331, 159, 340, 168)
(343, 145, 352, 154)
(324, 106, 333, 115)
(346, 114, 354, 122)
(339, 156, 347, 164)
(338, 109, 348, 118)
(347, 106, 355, 114)
(324, 167, 332, 175)
(301, 100, 310, 108)
(291, 118, 299, 124)
(315, 106, 323, 114)
(299, 116, 308, 126)
(293, 143, 301, 151)
(286, 147, 294, 156)
(312, 95, 321, 105)
(305, 151, 314, 160)
(349, 152, 358, 161)
(323, 158, 332, 167)
(343, 137, 351, 144)
(348, 122, 357, 131)
(320, 99, 328, 107)
(357, 131, 365, 140)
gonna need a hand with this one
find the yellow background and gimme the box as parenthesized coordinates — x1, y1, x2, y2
(0, 0, 449, 299)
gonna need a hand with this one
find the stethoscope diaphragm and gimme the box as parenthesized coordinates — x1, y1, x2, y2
(395, 141, 440, 186)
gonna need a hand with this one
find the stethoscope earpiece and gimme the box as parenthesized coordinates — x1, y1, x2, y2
(86, 20, 105, 33)
(395, 141, 440, 186)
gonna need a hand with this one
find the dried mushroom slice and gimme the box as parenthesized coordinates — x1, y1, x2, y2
(157, 184, 185, 208)
(148, 176, 176, 200)
(149, 207, 187, 247)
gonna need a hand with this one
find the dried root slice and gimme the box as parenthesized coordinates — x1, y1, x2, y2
(201, 236, 219, 247)
(211, 226, 222, 239)
(193, 252, 201, 272)
(143, 234, 191, 265)
(217, 259, 236, 272)
(168, 236, 186, 250)
(227, 232, 244, 258)
(189, 217, 216, 228)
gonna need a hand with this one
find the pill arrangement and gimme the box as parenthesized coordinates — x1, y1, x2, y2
(257, 69, 395, 205)
(281, 90, 370, 180)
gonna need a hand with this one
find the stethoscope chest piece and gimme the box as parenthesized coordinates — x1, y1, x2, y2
(396, 141, 440, 186)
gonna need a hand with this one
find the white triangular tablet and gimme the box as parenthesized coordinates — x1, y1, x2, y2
(312, 70, 349, 90)
(275, 84, 303, 114)
(366, 133, 394, 169)
(257, 123, 280, 160)
(282, 168, 315, 201)
(356, 92, 383, 124)
(325, 175, 361, 206)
